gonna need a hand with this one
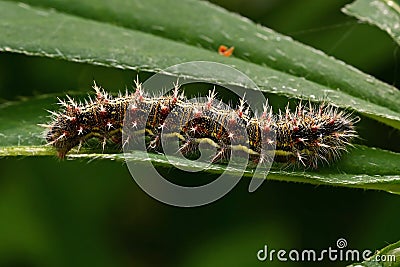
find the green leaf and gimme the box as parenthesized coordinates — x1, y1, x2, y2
(1, 94, 400, 193)
(0, 0, 400, 193)
(343, 0, 400, 46)
(348, 240, 400, 267)
(1, 0, 400, 129)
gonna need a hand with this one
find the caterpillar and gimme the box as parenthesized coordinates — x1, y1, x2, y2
(43, 81, 359, 168)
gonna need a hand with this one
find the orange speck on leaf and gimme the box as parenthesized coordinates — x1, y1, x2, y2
(218, 45, 235, 57)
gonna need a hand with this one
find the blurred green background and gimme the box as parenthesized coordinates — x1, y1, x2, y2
(1, 0, 400, 266)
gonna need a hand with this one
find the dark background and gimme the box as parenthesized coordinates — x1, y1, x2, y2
(1, 0, 399, 266)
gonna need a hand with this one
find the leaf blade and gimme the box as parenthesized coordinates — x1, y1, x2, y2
(0, 0, 400, 130)
(343, 0, 400, 46)
(7, 0, 400, 113)
(0, 0, 400, 194)
(1, 95, 400, 194)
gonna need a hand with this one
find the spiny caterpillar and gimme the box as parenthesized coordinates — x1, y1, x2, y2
(44, 81, 359, 168)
